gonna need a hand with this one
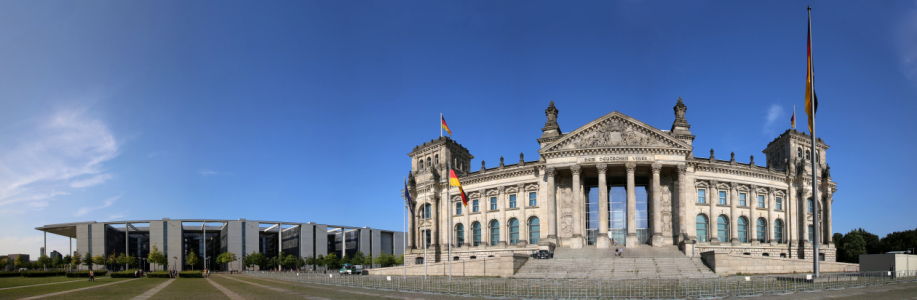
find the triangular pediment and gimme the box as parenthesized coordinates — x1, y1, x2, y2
(540, 111, 692, 154)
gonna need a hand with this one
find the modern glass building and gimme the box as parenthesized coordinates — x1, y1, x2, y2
(35, 218, 405, 271)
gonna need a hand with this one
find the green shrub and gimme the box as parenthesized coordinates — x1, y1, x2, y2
(22, 271, 66, 277)
(178, 271, 202, 278)
(111, 269, 139, 278)
(0, 271, 21, 278)
(66, 270, 108, 278)
(147, 271, 171, 278)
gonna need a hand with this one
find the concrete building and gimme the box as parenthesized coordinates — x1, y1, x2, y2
(860, 253, 917, 273)
(3, 254, 30, 271)
(36, 219, 404, 271)
(406, 99, 836, 265)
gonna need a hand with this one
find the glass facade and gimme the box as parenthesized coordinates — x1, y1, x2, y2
(696, 215, 708, 242)
(185, 231, 221, 271)
(609, 186, 626, 244)
(717, 216, 729, 242)
(585, 187, 599, 245)
(489, 220, 500, 246)
(508, 219, 519, 245)
(529, 217, 540, 244)
(738, 217, 748, 243)
(472, 222, 481, 246)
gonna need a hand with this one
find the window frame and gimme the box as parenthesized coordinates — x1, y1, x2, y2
(508, 218, 519, 245)
(758, 195, 765, 208)
(717, 215, 729, 242)
(696, 214, 708, 242)
(756, 218, 766, 243)
(719, 191, 727, 205)
(489, 220, 500, 246)
(455, 202, 462, 215)
(490, 197, 498, 210)
(472, 222, 481, 246)
(697, 189, 706, 204)
(472, 199, 479, 212)
(737, 217, 748, 243)
(776, 197, 783, 210)
(528, 217, 540, 244)
(509, 194, 517, 208)
(739, 193, 747, 207)
(528, 192, 537, 206)
(456, 224, 464, 247)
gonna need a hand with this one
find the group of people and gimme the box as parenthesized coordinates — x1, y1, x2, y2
(615, 248, 624, 257)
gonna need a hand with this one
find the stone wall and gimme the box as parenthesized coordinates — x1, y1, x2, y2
(696, 244, 836, 262)
(367, 253, 528, 278)
(701, 251, 857, 276)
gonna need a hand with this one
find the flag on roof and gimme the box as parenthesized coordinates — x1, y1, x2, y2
(441, 115, 451, 136)
(448, 169, 467, 206)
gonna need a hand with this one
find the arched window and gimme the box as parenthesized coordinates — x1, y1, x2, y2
(427, 157, 431, 167)
(815, 151, 820, 163)
(489, 220, 500, 246)
(774, 219, 784, 243)
(797, 147, 802, 158)
(756, 218, 767, 243)
(737, 217, 748, 243)
(472, 222, 481, 246)
(696, 215, 708, 242)
(808, 198, 814, 213)
(424, 204, 432, 219)
(529, 217, 540, 244)
(717, 216, 729, 242)
(418, 159, 423, 169)
(508, 218, 519, 245)
(805, 150, 811, 160)
(455, 224, 464, 247)
(424, 230, 431, 248)
(435, 154, 439, 165)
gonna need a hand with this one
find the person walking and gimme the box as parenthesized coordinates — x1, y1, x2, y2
(89, 270, 94, 282)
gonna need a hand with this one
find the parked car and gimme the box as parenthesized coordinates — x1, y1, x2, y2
(532, 250, 553, 259)
(339, 264, 363, 275)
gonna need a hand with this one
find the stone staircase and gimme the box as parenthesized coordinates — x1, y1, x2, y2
(513, 245, 716, 279)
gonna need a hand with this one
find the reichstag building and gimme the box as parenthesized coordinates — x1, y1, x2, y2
(406, 99, 836, 264)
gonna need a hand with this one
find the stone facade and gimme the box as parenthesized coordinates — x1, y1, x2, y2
(406, 98, 836, 265)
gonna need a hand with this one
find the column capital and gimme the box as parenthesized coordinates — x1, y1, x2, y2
(596, 163, 607, 174)
(546, 167, 557, 177)
(749, 184, 758, 192)
(571, 164, 582, 175)
(769, 187, 776, 194)
(730, 182, 739, 190)
(651, 162, 662, 173)
(625, 162, 636, 172)
(676, 163, 687, 174)
(710, 180, 718, 188)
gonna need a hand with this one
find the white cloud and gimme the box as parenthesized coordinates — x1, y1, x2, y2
(763, 104, 785, 136)
(74, 194, 120, 217)
(198, 169, 233, 176)
(69, 173, 112, 188)
(0, 107, 120, 212)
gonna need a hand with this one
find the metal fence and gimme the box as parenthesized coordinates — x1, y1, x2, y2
(244, 270, 917, 299)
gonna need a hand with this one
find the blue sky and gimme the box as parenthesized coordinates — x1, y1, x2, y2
(1, 1, 915, 257)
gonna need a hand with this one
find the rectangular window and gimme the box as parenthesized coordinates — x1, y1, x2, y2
(529, 192, 537, 206)
(758, 195, 765, 208)
(455, 202, 462, 215)
(490, 197, 497, 210)
(808, 225, 814, 242)
(509, 194, 517, 208)
(739, 193, 747, 206)
(719, 191, 727, 205)
(808, 199, 814, 213)
(472, 200, 479, 212)
(776, 197, 783, 210)
(697, 189, 706, 203)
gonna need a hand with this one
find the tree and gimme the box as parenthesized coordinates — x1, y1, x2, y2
(324, 252, 339, 269)
(0, 257, 8, 270)
(148, 245, 167, 271)
(62, 255, 71, 269)
(363, 254, 374, 267)
(879, 228, 917, 254)
(52, 255, 63, 269)
(14, 255, 26, 270)
(305, 255, 315, 267)
(296, 256, 306, 270)
(107, 253, 118, 271)
(72, 252, 83, 270)
(93, 255, 106, 270)
(244, 252, 265, 271)
(316, 255, 324, 269)
(352, 252, 365, 266)
(37, 254, 51, 271)
(841, 230, 867, 263)
(341, 255, 351, 265)
(395, 254, 404, 266)
(127, 254, 137, 268)
(186, 251, 199, 271)
(856, 228, 882, 254)
(116, 253, 128, 270)
(283, 254, 297, 270)
(216, 252, 238, 270)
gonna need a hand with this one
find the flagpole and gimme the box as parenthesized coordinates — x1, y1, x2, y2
(440, 113, 443, 137)
(447, 160, 452, 280)
(793, 105, 796, 129)
(424, 150, 428, 279)
(403, 176, 407, 279)
(808, 6, 820, 278)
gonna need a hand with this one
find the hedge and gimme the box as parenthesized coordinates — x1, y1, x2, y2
(111, 270, 139, 278)
(147, 271, 171, 278)
(0, 271, 21, 278)
(178, 271, 202, 278)
(22, 271, 66, 277)
(66, 270, 108, 278)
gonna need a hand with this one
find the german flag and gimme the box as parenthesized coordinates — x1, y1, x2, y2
(805, 10, 818, 133)
(449, 169, 467, 206)
(441, 115, 451, 135)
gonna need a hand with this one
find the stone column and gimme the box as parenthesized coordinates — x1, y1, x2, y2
(676, 164, 687, 243)
(798, 187, 808, 244)
(497, 186, 506, 246)
(768, 187, 776, 245)
(729, 182, 739, 245)
(570, 164, 583, 249)
(824, 188, 833, 245)
(409, 203, 416, 249)
(518, 183, 527, 245)
(709, 180, 719, 244)
(651, 162, 664, 247)
(596, 164, 610, 248)
(625, 162, 638, 248)
(546, 167, 557, 241)
(749, 185, 758, 246)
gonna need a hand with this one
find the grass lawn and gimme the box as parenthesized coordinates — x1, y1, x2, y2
(0, 276, 79, 289)
(0, 277, 131, 300)
(152, 278, 228, 300)
(40, 278, 167, 300)
(209, 276, 302, 300)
